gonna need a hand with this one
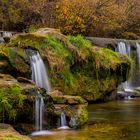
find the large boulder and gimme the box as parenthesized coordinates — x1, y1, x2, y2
(8, 28, 131, 102)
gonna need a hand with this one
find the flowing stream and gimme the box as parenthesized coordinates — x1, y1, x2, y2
(30, 52, 51, 92)
(29, 51, 52, 135)
(31, 99, 140, 140)
(58, 112, 69, 129)
(117, 41, 140, 90)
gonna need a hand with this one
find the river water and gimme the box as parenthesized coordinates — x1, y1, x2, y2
(31, 99, 140, 140)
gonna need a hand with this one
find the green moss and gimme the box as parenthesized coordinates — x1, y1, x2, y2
(68, 35, 91, 59)
(77, 105, 88, 126)
(0, 84, 26, 122)
(6, 29, 132, 102)
(59, 70, 75, 86)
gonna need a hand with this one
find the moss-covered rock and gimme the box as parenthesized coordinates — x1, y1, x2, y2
(0, 45, 31, 78)
(0, 74, 55, 133)
(48, 90, 88, 128)
(7, 28, 131, 102)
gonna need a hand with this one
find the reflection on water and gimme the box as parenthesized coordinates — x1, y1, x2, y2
(31, 99, 140, 140)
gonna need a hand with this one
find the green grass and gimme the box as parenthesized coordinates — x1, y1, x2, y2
(59, 70, 75, 86)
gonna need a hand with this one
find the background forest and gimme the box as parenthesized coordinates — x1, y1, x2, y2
(0, 0, 140, 39)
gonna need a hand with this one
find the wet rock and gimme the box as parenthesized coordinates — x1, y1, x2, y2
(50, 90, 88, 128)
(0, 74, 55, 133)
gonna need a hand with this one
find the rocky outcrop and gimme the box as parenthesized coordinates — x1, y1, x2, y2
(0, 74, 54, 132)
(7, 28, 131, 102)
(0, 74, 88, 132)
(50, 90, 88, 128)
(0, 45, 31, 78)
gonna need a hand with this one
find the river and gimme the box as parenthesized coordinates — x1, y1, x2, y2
(31, 98, 140, 140)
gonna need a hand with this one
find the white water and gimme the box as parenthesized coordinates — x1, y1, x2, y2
(117, 41, 140, 91)
(136, 42, 140, 66)
(35, 94, 44, 131)
(29, 51, 52, 135)
(58, 112, 69, 129)
(117, 42, 128, 55)
(30, 52, 51, 92)
(31, 130, 53, 136)
(0, 31, 13, 37)
(117, 42, 131, 90)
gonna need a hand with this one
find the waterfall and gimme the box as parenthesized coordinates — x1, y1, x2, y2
(28, 50, 53, 135)
(0, 31, 13, 43)
(117, 42, 127, 55)
(0, 31, 13, 37)
(60, 112, 67, 127)
(58, 112, 69, 129)
(2, 32, 12, 37)
(117, 42, 131, 90)
(30, 51, 51, 92)
(117, 41, 140, 91)
(35, 94, 44, 131)
(136, 42, 140, 66)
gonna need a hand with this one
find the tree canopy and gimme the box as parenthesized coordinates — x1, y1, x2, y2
(0, 0, 140, 39)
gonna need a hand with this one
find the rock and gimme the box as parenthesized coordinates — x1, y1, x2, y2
(0, 46, 31, 78)
(17, 77, 34, 84)
(0, 123, 31, 140)
(0, 74, 55, 133)
(50, 90, 87, 105)
(7, 28, 131, 103)
(50, 90, 88, 128)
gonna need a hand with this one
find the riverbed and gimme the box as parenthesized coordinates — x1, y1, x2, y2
(31, 98, 140, 140)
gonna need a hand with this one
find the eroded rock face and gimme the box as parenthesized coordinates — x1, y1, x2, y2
(50, 90, 88, 128)
(0, 74, 54, 133)
(0, 46, 31, 78)
(7, 28, 131, 102)
(0, 74, 87, 132)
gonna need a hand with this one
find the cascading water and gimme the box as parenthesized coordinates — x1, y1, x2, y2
(117, 41, 140, 92)
(117, 42, 128, 55)
(29, 50, 52, 135)
(30, 52, 51, 92)
(0, 31, 13, 43)
(35, 94, 44, 131)
(60, 112, 67, 127)
(117, 42, 131, 90)
(58, 112, 69, 129)
(136, 42, 140, 66)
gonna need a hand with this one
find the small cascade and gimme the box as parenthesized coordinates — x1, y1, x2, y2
(117, 42, 131, 90)
(60, 112, 67, 127)
(136, 42, 140, 66)
(28, 50, 52, 135)
(0, 31, 13, 43)
(117, 42, 128, 55)
(0, 31, 13, 37)
(116, 41, 140, 93)
(58, 112, 69, 129)
(35, 94, 44, 131)
(29, 51, 51, 92)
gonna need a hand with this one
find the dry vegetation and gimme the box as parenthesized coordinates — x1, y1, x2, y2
(0, 0, 140, 39)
